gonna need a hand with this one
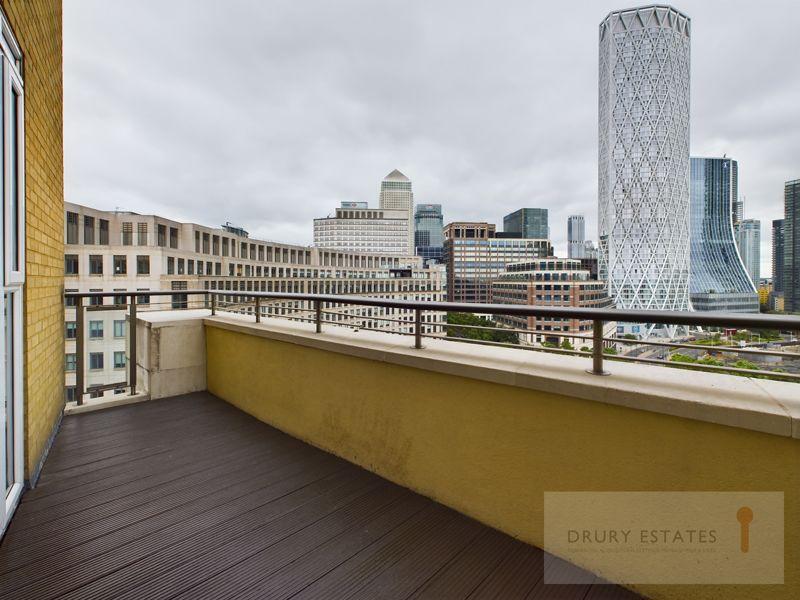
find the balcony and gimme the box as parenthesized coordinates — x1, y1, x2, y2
(6, 292, 800, 599)
(0, 391, 639, 600)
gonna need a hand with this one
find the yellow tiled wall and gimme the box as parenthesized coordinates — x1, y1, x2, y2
(1, 1, 64, 481)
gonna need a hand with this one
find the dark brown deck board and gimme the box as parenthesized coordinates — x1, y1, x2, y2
(0, 391, 645, 600)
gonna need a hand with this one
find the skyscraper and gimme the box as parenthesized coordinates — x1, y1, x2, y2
(784, 179, 800, 312)
(772, 219, 784, 296)
(598, 6, 691, 321)
(414, 204, 444, 263)
(688, 157, 758, 312)
(735, 219, 761, 286)
(503, 208, 548, 239)
(567, 215, 586, 259)
(379, 169, 414, 254)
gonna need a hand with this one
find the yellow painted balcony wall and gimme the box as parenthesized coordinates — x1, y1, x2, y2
(206, 323, 799, 600)
(1, 0, 65, 481)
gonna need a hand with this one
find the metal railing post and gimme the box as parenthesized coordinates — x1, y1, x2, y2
(211, 293, 216, 316)
(414, 308, 423, 349)
(315, 300, 322, 333)
(588, 319, 609, 376)
(255, 296, 261, 323)
(75, 296, 85, 405)
(129, 294, 137, 394)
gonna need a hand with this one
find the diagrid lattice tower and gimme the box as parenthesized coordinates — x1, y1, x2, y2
(598, 5, 692, 325)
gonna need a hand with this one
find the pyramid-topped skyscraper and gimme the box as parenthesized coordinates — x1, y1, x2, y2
(380, 169, 414, 254)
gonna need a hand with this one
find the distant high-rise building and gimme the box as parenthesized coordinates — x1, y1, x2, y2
(772, 219, 784, 295)
(735, 219, 761, 286)
(598, 6, 691, 322)
(785, 179, 800, 311)
(503, 208, 548, 239)
(443, 222, 551, 303)
(414, 204, 444, 263)
(313, 201, 411, 255)
(733, 199, 743, 227)
(567, 215, 586, 259)
(688, 157, 758, 312)
(379, 169, 414, 253)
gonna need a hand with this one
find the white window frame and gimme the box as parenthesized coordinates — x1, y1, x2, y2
(3, 29, 23, 284)
(0, 8, 23, 535)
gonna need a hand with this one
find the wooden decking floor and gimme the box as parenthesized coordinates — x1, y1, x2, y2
(0, 392, 643, 600)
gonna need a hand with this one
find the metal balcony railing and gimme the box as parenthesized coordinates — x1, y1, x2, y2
(64, 290, 800, 405)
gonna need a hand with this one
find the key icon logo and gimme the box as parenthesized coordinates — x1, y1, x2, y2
(737, 506, 753, 553)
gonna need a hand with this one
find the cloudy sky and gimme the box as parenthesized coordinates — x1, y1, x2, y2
(64, 0, 799, 272)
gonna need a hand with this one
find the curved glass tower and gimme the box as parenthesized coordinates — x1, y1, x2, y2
(689, 157, 758, 312)
(598, 6, 692, 326)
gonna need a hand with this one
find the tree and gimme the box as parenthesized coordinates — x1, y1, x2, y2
(445, 312, 519, 345)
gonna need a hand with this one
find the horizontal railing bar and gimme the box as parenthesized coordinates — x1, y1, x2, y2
(604, 353, 800, 382)
(421, 332, 588, 356)
(603, 337, 794, 358)
(419, 332, 800, 381)
(85, 304, 130, 312)
(436, 321, 593, 340)
(64, 290, 800, 332)
(86, 381, 128, 392)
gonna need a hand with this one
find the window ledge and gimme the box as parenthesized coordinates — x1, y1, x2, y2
(205, 315, 800, 440)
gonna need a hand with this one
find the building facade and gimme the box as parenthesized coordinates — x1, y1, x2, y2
(758, 279, 772, 310)
(567, 215, 586, 259)
(414, 203, 444, 263)
(688, 157, 758, 313)
(65, 203, 445, 402)
(0, 0, 64, 533)
(598, 6, 692, 318)
(492, 259, 614, 345)
(379, 169, 414, 254)
(785, 179, 800, 312)
(772, 219, 784, 296)
(735, 219, 761, 287)
(313, 202, 411, 255)
(503, 208, 548, 239)
(443, 222, 552, 303)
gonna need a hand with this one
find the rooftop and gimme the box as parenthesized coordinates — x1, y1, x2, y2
(0, 392, 639, 600)
(383, 169, 410, 182)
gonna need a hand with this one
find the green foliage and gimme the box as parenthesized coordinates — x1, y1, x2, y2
(579, 346, 591, 353)
(560, 339, 574, 351)
(445, 312, 519, 345)
(731, 359, 758, 370)
(541, 341, 558, 348)
(697, 355, 723, 367)
(603, 346, 618, 355)
(622, 333, 637, 340)
(669, 352, 696, 363)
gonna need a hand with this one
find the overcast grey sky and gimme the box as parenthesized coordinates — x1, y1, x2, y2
(64, 0, 799, 272)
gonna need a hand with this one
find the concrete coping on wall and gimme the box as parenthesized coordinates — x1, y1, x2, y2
(202, 314, 800, 439)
